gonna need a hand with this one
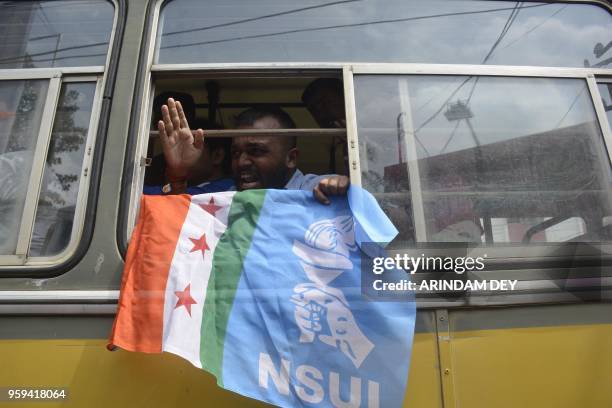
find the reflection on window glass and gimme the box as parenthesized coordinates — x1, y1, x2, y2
(354, 75, 612, 245)
(29, 82, 95, 257)
(158, 0, 612, 68)
(598, 82, 612, 133)
(0, 80, 48, 255)
(0, 0, 114, 69)
(490, 217, 586, 243)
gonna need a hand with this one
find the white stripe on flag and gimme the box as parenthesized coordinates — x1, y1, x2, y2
(161, 192, 235, 367)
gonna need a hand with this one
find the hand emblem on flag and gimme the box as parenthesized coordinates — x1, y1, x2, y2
(291, 216, 374, 369)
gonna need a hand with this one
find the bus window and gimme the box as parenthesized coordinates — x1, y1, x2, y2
(354, 75, 612, 246)
(156, 0, 611, 68)
(142, 76, 348, 196)
(0, 78, 100, 263)
(0, 0, 114, 69)
(0, 0, 115, 268)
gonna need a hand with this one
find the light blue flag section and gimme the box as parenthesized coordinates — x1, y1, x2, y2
(221, 187, 416, 407)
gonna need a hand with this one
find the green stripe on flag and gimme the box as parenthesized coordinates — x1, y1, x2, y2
(200, 189, 267, 384)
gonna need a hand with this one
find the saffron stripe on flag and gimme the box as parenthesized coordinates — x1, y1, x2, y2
(108, 194, 192, 353)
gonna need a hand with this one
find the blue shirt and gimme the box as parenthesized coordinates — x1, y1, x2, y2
(143, 177, 235, 195)
(284, 169, 331, 190)
(144, 170, 331, 195)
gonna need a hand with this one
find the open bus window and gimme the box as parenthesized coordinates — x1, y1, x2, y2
(143, 76, 348, 194)
(354, 75, 612, 246)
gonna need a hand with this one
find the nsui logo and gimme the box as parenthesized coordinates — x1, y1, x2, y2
(258, 353, 380, 408)
(291, 216, 374, 368)
(257, 216, 381, 407)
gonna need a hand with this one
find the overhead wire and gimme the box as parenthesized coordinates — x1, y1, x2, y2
(158, 3, 549, 50)
(554, 85, 586, 129)
(419, 2, 523, 154)
(162, 0, 360, 37)
(463, 1, 522, 104)
(500, 4, 567, 51)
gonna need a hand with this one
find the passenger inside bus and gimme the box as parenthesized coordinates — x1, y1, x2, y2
(154, 98, 349, 203)
(302, 78, 346, 129)
(302, 78, 348, 173)
(143, 91, 233, 195)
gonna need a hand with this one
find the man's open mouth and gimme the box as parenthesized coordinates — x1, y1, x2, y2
(239, 173, 260, 189)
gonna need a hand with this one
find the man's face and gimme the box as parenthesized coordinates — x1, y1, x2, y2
(231, 116, 297, 190)
(305, 88, 346, 128)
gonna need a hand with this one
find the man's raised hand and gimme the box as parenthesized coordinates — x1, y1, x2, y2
(158, 98, 205, 180)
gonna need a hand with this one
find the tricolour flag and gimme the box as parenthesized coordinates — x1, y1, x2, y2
(109, 187, 415, 408)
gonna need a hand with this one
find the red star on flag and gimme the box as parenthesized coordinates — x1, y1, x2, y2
(200, 197, 222, 217)
(174, 284, 197, 316)
(189, 233, 209, 257)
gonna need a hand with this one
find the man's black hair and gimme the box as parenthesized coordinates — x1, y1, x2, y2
(301, 78, 344, 104)
(235, 106, 297, 149)
(152, 91, 196, 124)
(235, 105, 296, 129)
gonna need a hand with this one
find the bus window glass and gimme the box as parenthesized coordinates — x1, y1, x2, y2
(354, 75, 612, 245)
(157, 0, 611, 68)
(29, 82, 95, 257)
(0, 80, 49, 255)
(0, 0, 114, 69)
(598, 82, 612, 133)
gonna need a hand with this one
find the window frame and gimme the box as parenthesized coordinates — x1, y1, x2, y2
(120, 0, 612, 308)
(596, 76, 612, 134)
(27, 75, 105, 266)
(0, 0, 119, 270)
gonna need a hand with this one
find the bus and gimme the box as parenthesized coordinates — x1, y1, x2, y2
(0, 0, 611, 406)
